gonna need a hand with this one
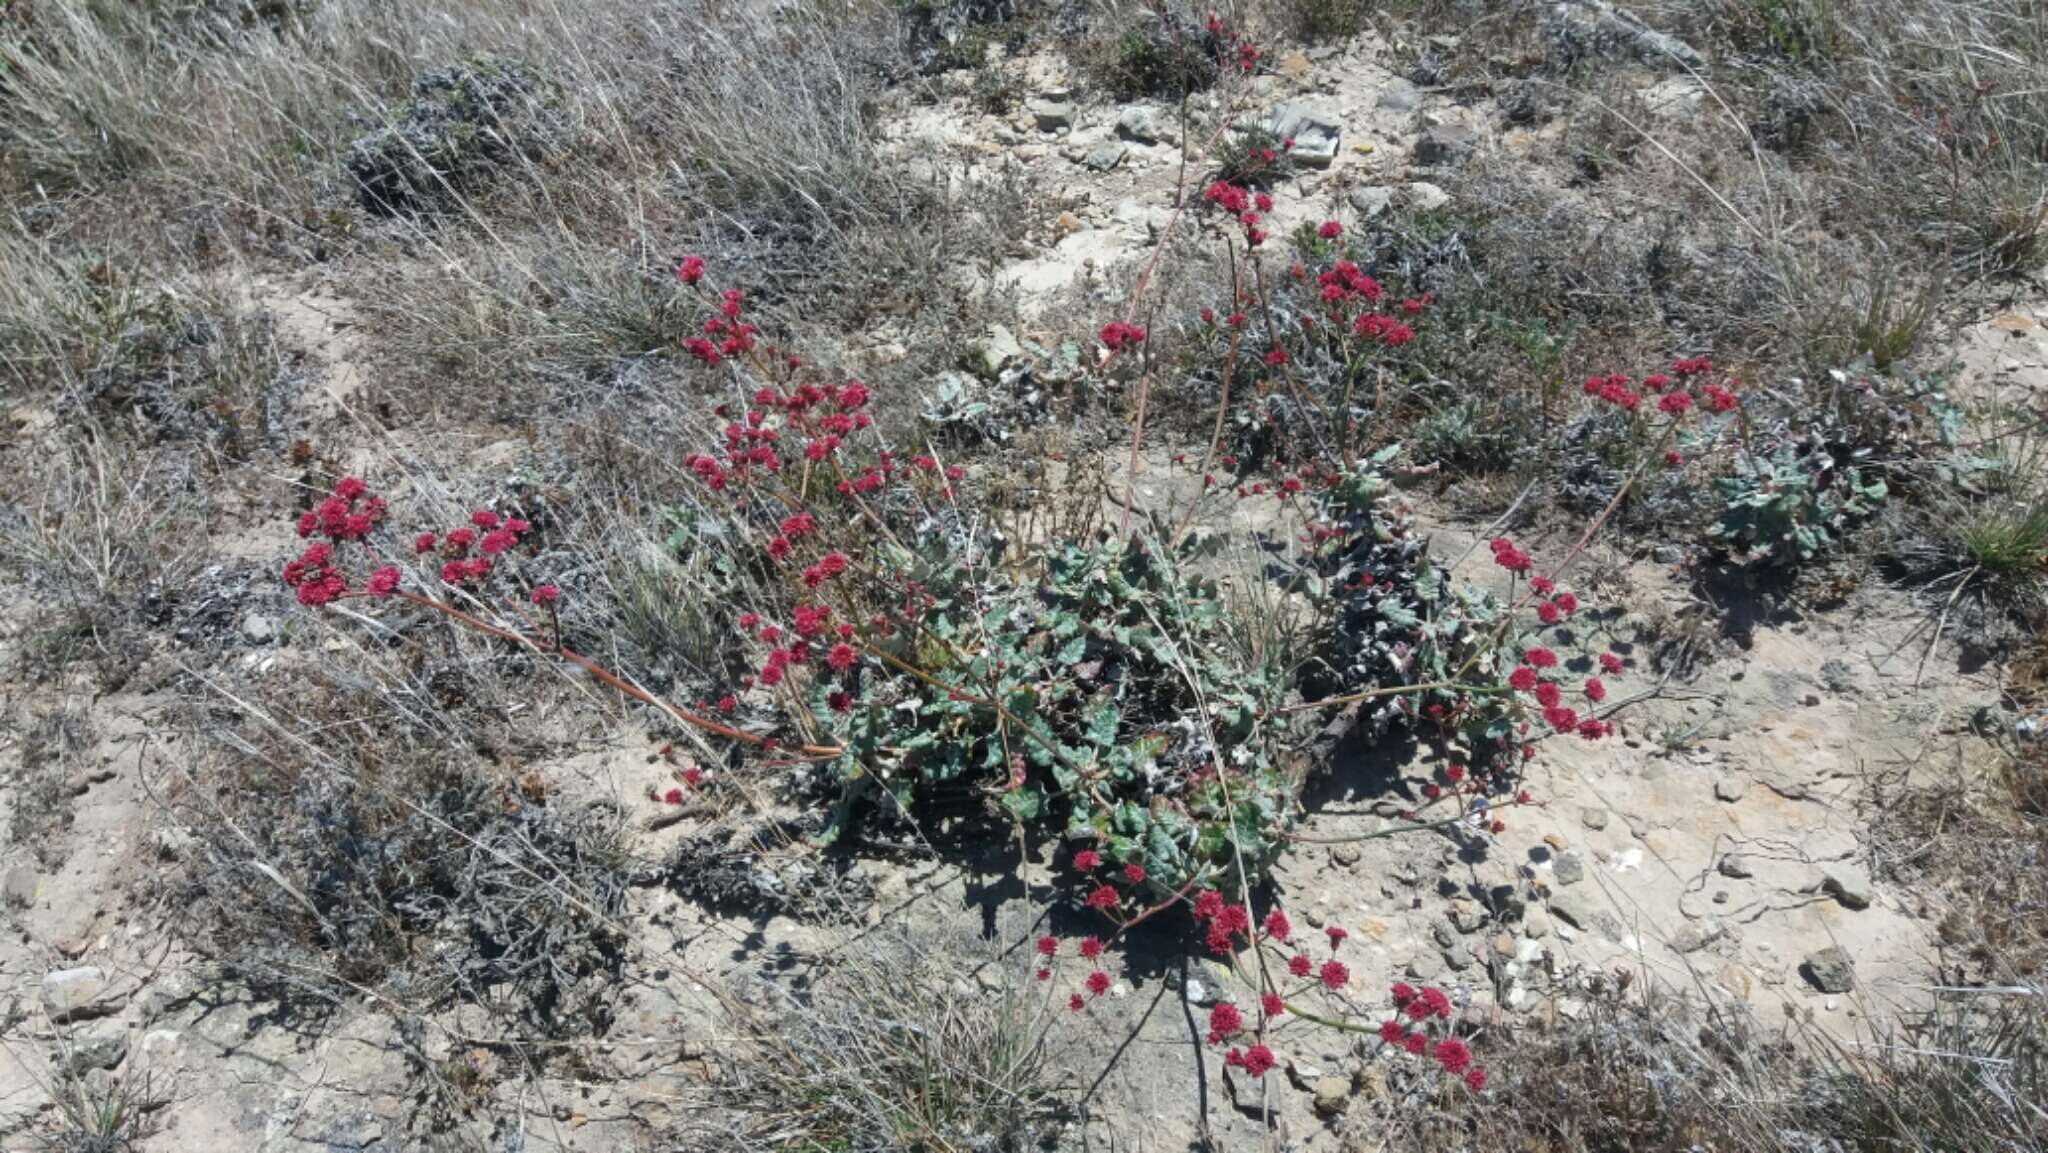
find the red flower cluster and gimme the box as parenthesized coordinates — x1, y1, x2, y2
(293, 475, 387, 545)
(1222, 1043, 1276, 1077)
(429, 508, 533, 586)
(1488, 537, 1533, 573)
(1383, 983, 1486, 1090)
(1201, 180, 1268, 247)
(1098, 321, 1148, 352)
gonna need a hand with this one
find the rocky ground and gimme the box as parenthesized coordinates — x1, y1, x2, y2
(1, 5, 2044, 1152)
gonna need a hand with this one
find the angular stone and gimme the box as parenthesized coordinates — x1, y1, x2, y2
(63, 1026, 129, 1076)
(1522, 909, 1551, 938)
(1579, 807, 1609, 831)
(1717, 853, 1754, 879)
(1821, 865, 1874, 910)
(1401, 181, 1451, 212)
(3, 868, 38, 907)
(1082, 142, 1126, 172)
(1714, 775, 1747, 802)
(1312, 1075, 1351, 1117)
(1349, 185, 1394, 219)
(1413, 124, 1476, 166)
(1116, 105, 1166, 144)
(1028, 100, 1074, 131)
(1552, 852, 1586, 887)
(1268, 101, 1341, 168)
(1802, 947, 1856, 993)
(42, 968, 119, 1023)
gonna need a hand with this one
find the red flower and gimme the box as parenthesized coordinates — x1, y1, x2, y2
(1084, 884, 1120, 911)
(1554, 591, 1579, 615)
(1508, 666, 1538, 692)
(1319, 960, 1349, 990)
(367, 566, 401, 598)
(413, 532, 436, 553)
(1325, 925, 1348, 947)
(1263, 345, 1288, 367)
(1318, 220, 1342, 239)
(1098, 321, 1149, 351)
(1121, 863, 1146, 884)
(1405, 998, 1432, 1020)
(1239, 1045, 1276, 1077)
(677, 255, 706, 284)
(1535, 681, 1562, 708)
(1543, 705, 1579, 731)
(1288, 954, 1313, 977)
(1085, 970, 1111, 997)
(1192, 890, 1224, 920)
(1261, 992, 1285, 1018)
(1599, 652, 1624, 674)
(1036, 967, 1051, 981)
(1464, 1067, 1488, 1091)
(1432, 1036, 1472, 1075)
(1261, 909, 1291, 941)
(471, 509, 499, 529)
(1536, 601, 1561, 625)
(1658, 391, 1693, 415)
(1069, 994, 1086, 1012)
(1074, 849, 1102, 872)
(1379, 1020, 1405, 1044)
(826, 643, 857, 670)
(664, 787, 684, 805)
(1530, 577, 1554, 596)
(826, 691, 852, 713)
(1208, 1002, 1243, 1042)
(1404, 1033, 1428, 1055)
(716, 695, 737, 712)
(1524, 647, 1558, 669)
(1391, 982, 1417, 1004)
(1583, 677, 1607, 702)
(1421, 986, 1450, 1018)
(1036, 936, 1058, 957)
(1079, 936, 1104, 960)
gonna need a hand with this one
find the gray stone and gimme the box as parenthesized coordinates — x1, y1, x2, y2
(1552, 852, 1586, 887)
(1028, 100, 1075, 131)
(1717, 853, 1754, 880)
(1652, 544, 1684, 565)
(1802, 946, 1856, 993)
(1406, 951, 1445, 980)
(1671, 920, 1723, 954)
(1376, 79, 1420, 112)
(1580, 807, 1609, 831)
(1349, 185, 1394, 219)
(1330, 843, 1361, 868)
(1401, 181, 1451, 212)
(42, 968, 119, 1023)
(1548, 890, 1599, 932)
(1268, 101, 1342, 168)
(1413, 124, 1476, 166)
(1115, 105, 1168, 145)
(1082, 141, 1126, 172)
(1448, 900, 1488, 934)
(63, 1026, 129, 1076)
(1522, 909, 1552, 938)
(1547, 1, 1706, 70)
(242, 612, 278, 645)
(1312, 1075, 1351, 1117)
(1714, 775, 1747, 803)
(1821, 865, 1874, 911)
(970, 323, 1024, 377)
(1442, 941, 1475, 971)
(1819, 658, 1856, 694)
(3, 867, 38, 907)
